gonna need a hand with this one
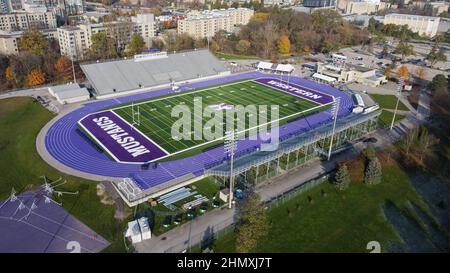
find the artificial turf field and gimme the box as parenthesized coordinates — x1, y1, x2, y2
(111, 78, 323, 155)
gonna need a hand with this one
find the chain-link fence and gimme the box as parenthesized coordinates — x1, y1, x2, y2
(263, 173, 331, 209)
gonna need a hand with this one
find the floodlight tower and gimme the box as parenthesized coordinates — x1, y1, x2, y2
(224, 130, 237, 209)
(327, 97, 341, 161)
(390, 77, 404, 131)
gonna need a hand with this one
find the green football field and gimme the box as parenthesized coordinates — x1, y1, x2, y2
(112, 79, 323, 156)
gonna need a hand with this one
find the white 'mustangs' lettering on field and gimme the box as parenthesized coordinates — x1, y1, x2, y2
(267, 80, 323, 100)
(92, 116, 150, 157)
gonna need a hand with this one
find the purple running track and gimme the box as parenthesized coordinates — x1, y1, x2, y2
(44, 72, 353, 190)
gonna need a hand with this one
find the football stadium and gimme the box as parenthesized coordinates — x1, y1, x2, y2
(40, 49, 381, 206)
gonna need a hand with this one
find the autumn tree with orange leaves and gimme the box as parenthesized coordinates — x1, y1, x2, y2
(54, 56, 72, 81)
(26, 69, 45, 86)
(397, 65, 409, 79)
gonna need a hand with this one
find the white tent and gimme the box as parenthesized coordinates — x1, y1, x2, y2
(312, 73, 337, 83)
(275, 64, 294, 73)
(256, 61, 273, 70)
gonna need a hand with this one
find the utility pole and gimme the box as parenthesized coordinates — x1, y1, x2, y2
(390, 77, 404, 130)
(224, 130, 237, 209)
(71, 37, 78, 84)
(327, 97, 341, 160)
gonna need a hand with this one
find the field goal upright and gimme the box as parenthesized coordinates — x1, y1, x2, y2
(131, 101, 141, 127)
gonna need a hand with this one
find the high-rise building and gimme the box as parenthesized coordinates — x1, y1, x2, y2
(58, 14, 156, 60)
(177, 8, 254, 39)
(0, 11, 57, 31)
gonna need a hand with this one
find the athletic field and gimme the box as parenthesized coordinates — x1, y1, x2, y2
(78, 78, 334, 163)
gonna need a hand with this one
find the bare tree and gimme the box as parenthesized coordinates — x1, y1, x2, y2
(259, 20, 278, 59)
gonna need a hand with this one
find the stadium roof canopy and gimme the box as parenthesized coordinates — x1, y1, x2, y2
(81, 49, 229, 98)
(312, 73, 337, 83)
(256, 61, 294, 73)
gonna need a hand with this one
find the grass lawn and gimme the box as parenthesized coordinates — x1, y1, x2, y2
(378, 110, 405, 128)
(369, 94, 409, 111)
(212, 158, 430, 253)
(0, 97, 129, 252)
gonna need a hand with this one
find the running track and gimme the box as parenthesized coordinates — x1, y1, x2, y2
(44, 72, 353, 190)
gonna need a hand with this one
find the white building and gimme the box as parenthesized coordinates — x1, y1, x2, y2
(384, 13, 441, 37)
(177, 8, 254, 39)
(58, 14, 156, 60)
(48, 83, 90, 104)
(125, 217, 151, 244)
(0, 11, 57, 31)
(315, 62, 386, 87)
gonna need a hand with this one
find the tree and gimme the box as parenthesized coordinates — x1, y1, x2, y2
(334, 164, 351, 191)
(394, 40, 414, 61)
(363, 145, 376, 160)
(364, 157, 382, 185)
(277, 35, 291, 55)
(54, 56, 72, 81)
(235, 193, 269, 253)
(397, 65, 409, 79)
(5, 66, 14, 82)
(384, 67, 392, 78)
(430, 74, 448, 96)
(415, 67, 427, 81)
(26, 69, 45, 86)
(311, 9, 342, 35)
(126, 33, 146, 56)
(18, 30, 49, 56)
(259, 20, 278, 58)
(88, 32, 118, 60)
(235, 39, 251, 54)
(426, 44, 447, 68)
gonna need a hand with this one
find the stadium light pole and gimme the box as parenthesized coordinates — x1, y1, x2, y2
(390, 77, 404, 130)
(327, 97, 340, 161)
(224, 130, 237, 209)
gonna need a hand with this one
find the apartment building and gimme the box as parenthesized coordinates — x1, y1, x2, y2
(177, 8, 254, 39)
(0, 28, 57, 54)
(58, 13, 156, 60)
(384, 13, 441, 37)
(0, 11, 57, 31)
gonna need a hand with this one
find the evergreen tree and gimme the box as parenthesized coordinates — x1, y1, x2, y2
(334, 164, 351, 191)
(364, 157, 382, 185)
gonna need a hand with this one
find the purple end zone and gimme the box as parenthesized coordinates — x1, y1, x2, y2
(78, 110, 167, 163)
(255, 78, 334, 105)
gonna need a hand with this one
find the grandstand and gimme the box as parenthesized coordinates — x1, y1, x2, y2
(81, 49, 230, 99)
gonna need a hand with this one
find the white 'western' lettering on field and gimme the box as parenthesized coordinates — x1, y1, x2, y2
(267, 80, 323, 100)
(91, 116, 150, 157)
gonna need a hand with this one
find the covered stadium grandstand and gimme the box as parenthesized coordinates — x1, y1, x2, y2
(81, 49, 230, 99)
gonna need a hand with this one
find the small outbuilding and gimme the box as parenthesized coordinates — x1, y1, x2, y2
(48, 83, 90, 104)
